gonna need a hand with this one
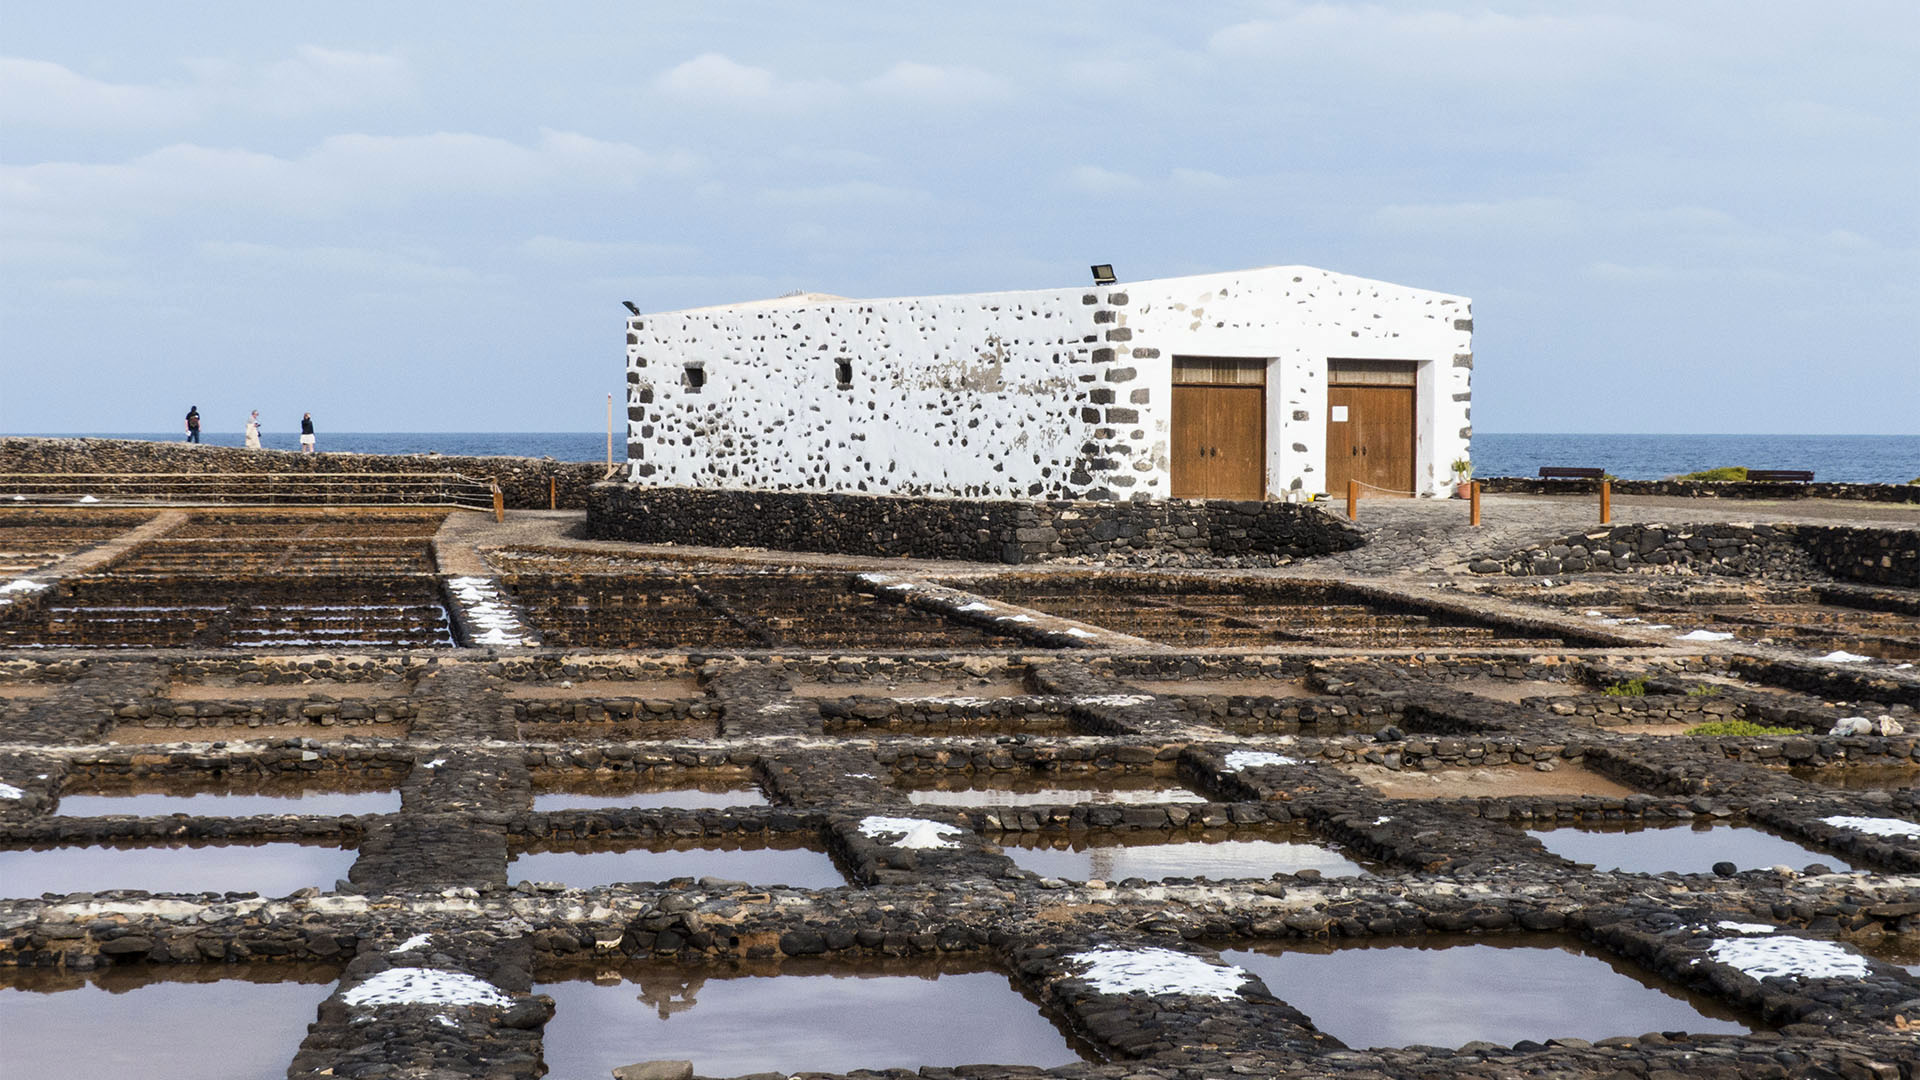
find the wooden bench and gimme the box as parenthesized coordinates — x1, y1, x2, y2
(1746, 469, 1814, 482)
(1538, 467, 1606, 479)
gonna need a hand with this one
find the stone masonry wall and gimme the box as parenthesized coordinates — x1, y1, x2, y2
(1472, 521, 1920, 587)
(587, 484, 1364, 564)
(0, 437, 605, 510)
(1483, 476, 1920, 504)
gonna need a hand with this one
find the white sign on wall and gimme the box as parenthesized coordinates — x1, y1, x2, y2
(1330, 406, 1349, 422)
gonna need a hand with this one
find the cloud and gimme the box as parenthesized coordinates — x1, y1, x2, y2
(758, 180, 931, 207)
(1208, 5, 1657, 82)
(0, 47, 413, 130)
(1370, 197, 1581, 234)
(861, 61, 1009, 104)
(198, 240, 480, 285)
(0, 57, 186, 128)
(1063, 165, 1145, 195)
(0, 129, 697, 237)
(248, 46, 414, 116)
(521, 236, 700, 264)
(653, 52, 842, 108)
(1171, 168, 1235, 191)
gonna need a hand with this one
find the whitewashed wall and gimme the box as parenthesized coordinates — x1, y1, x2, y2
(1123, 266, 1474, 498)
(624, 266, 1472, 501)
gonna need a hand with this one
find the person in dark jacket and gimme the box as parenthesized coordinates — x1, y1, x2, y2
(185, 406, 201, 443)
(300, 412, 316, 453)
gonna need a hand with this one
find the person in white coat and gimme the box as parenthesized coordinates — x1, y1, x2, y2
(244, 411, 262, 449)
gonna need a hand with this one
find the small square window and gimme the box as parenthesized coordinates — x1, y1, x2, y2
(683, 363, 706, 391)
(834, 358, 853, 389)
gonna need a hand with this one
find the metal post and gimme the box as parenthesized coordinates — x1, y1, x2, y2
(606, 393, 613, 474)
(1469, 482, 1481, 527)
(492, 483, 504, 523)
(1347, 480, 1358, 521)
(1599, 479, 1611, 524)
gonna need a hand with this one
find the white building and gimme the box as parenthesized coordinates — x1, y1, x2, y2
(623, 265, 1472, 502)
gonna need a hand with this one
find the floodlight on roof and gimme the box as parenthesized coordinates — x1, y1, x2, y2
(622, 301, 640, 315)
(1090, 264, 1117, 286)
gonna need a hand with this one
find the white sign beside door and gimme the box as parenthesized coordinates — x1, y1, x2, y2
(1330, 405, 1349, 422)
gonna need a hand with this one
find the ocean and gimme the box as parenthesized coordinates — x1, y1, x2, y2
(15, 432, 1920, 484)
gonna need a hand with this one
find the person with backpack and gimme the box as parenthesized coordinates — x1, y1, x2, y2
(185, 406, 201, 443)
(300, 412, 316, 453)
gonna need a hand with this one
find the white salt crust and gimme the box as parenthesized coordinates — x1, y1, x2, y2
(1815, 651, 1872, 663)
(447, 576, 533, 647)
(1705, 936, 1870, 980)
(1820, 815, 1920, 838)
(392, 934, 433, 953)
(1224, 750, 1300, 771)
(1714, 921, 1778, 935)
(340, 968, 513, 1008)
(858, 815, 963, 850)
(0, 579, 48, 595)
(1676, 629, 1735, 641)
(0, 783, 24, 800)
(1069, 946, 1250, 1000)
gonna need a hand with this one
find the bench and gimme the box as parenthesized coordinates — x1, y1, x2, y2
(1745, 469, 1813, 482)
(1538, 467, 1606, 479)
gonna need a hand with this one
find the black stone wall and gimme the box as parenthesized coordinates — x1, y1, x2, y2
(1482, 476, 1920, 504)
(1473, 521, 1920, 587)
(0, 437, 606, 510)
(586, 484, 1365, 564)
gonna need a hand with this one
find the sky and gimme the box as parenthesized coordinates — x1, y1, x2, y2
(2, 1, 1915, 436)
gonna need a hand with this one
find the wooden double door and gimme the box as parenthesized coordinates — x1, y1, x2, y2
(1170, 384, 1265, 500)
(1325, 384, 1415, 497)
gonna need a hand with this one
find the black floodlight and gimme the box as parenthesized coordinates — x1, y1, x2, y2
(622, 300, 640, 315)
(1090, 264, 1117, 285)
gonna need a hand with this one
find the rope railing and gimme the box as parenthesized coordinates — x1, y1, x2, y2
(0, 472, 498, 511)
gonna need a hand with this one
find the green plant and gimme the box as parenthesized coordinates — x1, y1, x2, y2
(1675, 467, 1748, 482)
(1910, 476, 1919, 485)
(1684, 720, 1801, 736)
(1449, 457, 1473, 480)
(1602, 678, 1649, 697)
(1686, 685, 1721, 697)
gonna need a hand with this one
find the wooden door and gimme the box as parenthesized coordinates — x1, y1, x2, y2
(1171, 385, 1265, 500)
(1326, 385, 1415, 497)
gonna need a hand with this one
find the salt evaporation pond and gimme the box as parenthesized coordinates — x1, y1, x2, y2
(1528, 821, 1852, 874)
(907, 772, 1206, 807)
(1224, 934, 1755, 1048)
(538, 957, 1088, 1076)
(0, 963, 338, 1079)
(531, 777, 769, 812)
(1787, 765, 1919, 792)
(509, 839, 843, 889)
(1003, 831, 1369, 881)
(0, 841, 358, 897)
(58, 776, 400, 817)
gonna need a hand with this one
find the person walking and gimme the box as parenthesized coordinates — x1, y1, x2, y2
(244, 410, 262, 449)
(300, 412, 316, 453)
(184, 406, 201, 444)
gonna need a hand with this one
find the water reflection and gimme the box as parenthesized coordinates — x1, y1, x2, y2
(58, 775, 399, 817)
(531, 775, 768, 812)
(537, 956, 1089, 1076)
(1529, 821, 1852, 874)
(1788, 765, 1919, 792)
(0, 841, 358, 898)
(1224, 934, 1756, 1048)
(1002, 830, 1369, 881)
(907, 772, 1206, 807)
(509, 838, 843, 889)
(0, 962, 339, 1080)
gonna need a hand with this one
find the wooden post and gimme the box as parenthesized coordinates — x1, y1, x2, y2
(492, 483, 504, 523)
(1469, 482, 1481, 527)
(1599, 479, 1612, 524)
(548, 475, 557, 510)
(1347, 480, 1358, 521)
